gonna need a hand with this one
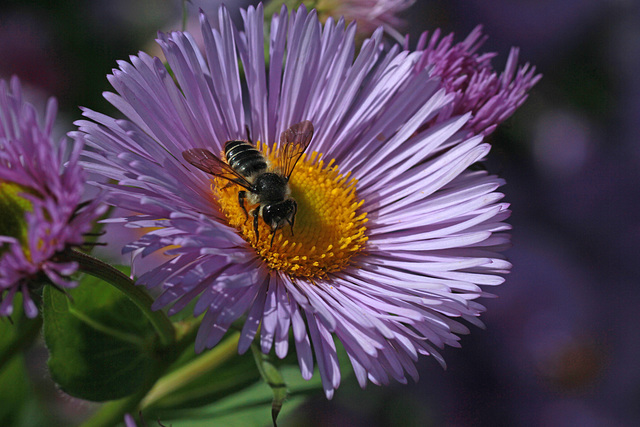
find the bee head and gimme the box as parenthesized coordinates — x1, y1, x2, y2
(263, 199, 297, 232)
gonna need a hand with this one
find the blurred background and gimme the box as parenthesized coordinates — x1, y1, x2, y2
(1, 0, 638, 425)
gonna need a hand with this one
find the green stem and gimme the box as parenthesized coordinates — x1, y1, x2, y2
(64, 249, 175, 347)
(251, 343, 287, 425)
(81, 392, 145, 427)
(263, 0, 318, 17)
(182, 0, 188, 31)
(173, 315, 204, 354)
(140, 332, 240, 409)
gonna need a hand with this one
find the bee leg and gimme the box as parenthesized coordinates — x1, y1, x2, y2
(252, 208, 260, 243)
(288, 200, 298, 236)
(270, 224, 281, 248)
(238, 191, 248, 221)
(245, 124, 252, 144)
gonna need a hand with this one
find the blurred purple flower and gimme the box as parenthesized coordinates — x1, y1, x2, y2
(0, 77, 105, 318)
(77, 5, 513, 398)
(0, 13, 66, 95)
(123, 413, 137, 427)
(413, 26, 541, 136)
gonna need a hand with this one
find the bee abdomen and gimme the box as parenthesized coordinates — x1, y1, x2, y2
(225, 140, 267, 177)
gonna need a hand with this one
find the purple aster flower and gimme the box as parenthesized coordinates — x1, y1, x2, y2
(76, 5, 513, 398)
(413, 25, 542, 136)
(0, 77, 105, 318)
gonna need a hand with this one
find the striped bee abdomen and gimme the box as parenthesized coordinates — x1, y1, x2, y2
(224, 140, 267, 177)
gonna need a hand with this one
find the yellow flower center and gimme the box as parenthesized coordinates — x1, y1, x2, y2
(0, 181, 34, 258)
(214, 147, 368, 279)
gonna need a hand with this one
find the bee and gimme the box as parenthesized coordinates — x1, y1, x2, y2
(182, 120, 314, 246)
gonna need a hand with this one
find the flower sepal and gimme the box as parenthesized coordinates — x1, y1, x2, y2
(251, 343, 288, 424)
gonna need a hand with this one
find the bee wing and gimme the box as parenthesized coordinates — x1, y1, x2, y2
(277, 120, 314, 180)
(182, 148, 252, 189)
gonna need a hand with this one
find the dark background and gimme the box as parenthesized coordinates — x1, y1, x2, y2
(1, 0, 638, 425)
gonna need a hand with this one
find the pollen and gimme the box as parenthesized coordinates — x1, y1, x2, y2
(214, 147, 368, 279)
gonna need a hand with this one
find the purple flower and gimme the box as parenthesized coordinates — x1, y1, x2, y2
(77, 5, 513, 398)
(0, 77, 104, 318)
(123, 414, 137, 427)
(413, 25, 541, 136)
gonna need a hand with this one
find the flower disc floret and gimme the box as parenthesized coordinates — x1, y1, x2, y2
(215, 148, 368, 278)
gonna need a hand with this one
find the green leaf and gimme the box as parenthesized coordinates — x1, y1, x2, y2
(0, 294, 51, 427)
(0, 355, 29, 426)
(42, 267, 160, 401)
(0, 293, 42, 371)
(153, 363, 322, 427)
